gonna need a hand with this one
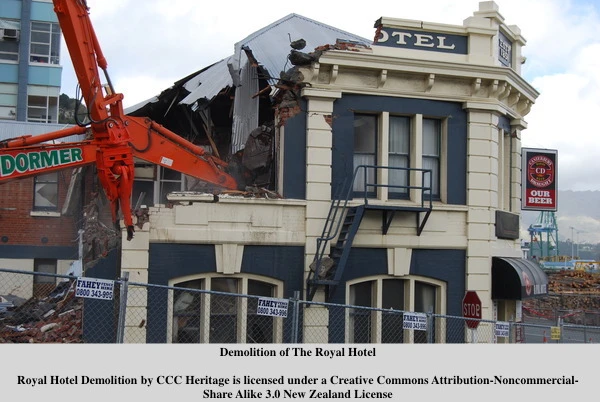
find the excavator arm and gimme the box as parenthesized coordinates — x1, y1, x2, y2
(0, 0, 238, 241)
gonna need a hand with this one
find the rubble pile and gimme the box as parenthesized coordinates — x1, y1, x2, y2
(81, 195, 120, 264)
(0, 280, 83, 343)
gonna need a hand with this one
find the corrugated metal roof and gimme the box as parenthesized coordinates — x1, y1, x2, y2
(0, 121, 86, 143)
(179, 56, 235, 105)
(128, 14, 371, 111)
(230, 13, 372, 84)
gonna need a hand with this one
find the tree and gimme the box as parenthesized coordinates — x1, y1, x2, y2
(58, 93, 87, 124)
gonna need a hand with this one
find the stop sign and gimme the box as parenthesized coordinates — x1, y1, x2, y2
(462, 291, 482, 329)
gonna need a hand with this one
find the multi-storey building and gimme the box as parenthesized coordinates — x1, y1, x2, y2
(0, 1, 549, 343)
(112, 2, 548, 343)
(0, 0, 80, 298)
(0, 0, 61, 123)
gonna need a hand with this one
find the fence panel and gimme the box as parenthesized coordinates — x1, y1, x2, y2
(0, 268, 85, 343)
(124, 281, 297, 344)
(3, 268, 600, 344)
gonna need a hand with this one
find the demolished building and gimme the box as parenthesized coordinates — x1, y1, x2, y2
(3, 3, 552, 344)
(125, 13, 371, 201)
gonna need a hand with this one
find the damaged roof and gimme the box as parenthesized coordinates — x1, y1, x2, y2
(126, 13, 372, 113)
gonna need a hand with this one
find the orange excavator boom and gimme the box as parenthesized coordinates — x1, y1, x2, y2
(0, 0, 238, 240)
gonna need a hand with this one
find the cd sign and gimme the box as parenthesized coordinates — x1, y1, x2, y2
(527, 155, 554, 188)
(522, 148, 558, 211)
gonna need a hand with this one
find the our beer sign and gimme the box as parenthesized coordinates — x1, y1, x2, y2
(521, 148, 558, 211)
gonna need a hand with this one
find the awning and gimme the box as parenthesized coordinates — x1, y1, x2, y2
(492, 257, 548, 300)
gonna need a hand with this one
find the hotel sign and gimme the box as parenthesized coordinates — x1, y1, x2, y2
(498, 31, 512, 67)
(375, 27, 467, 54)
(521, 148, 558, 211)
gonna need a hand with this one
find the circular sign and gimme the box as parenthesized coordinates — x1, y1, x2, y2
(527, 155, 554, 188)
(523, 271, 532, 296)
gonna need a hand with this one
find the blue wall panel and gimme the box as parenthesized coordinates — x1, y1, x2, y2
(0, 244, 77, 259)
(282, 99, 307, 199)
(324, 247, 466, 343)
(83, 248, 120, 343)
(147, 243, 304, 343)
(0, 64, 18, 83)
(0, 1, 22, 19)
(31, 1, 58, 22)
(332, 94, 467, 205)
(28, 65, 62, 86)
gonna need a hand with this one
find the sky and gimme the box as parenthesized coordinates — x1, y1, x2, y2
(58, 0, 600, 192)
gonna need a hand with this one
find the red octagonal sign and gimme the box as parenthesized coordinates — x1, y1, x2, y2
(462, 291, 482, 329)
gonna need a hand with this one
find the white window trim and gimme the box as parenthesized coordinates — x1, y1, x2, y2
(357, 113, 448, 204)
(30, 211, 61, 217)
(167, 273, 284, 344)
(345, 275, 447, 343)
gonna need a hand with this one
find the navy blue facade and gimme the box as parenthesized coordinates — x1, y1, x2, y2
(83, 248, 121, 343)
(0, 245, 77, 259)
(498, 115, 511, 132)
(331, 94, 467, 205)
(281, 99, 307, 199)
(376, 28, 468, 55)
(325, 247, 466, 343)
(409, 249, 466, 315)
(146, 243, 304, 342)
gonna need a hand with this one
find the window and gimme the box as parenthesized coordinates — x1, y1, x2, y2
(34, 259, 57, 297)
(381, 279, 405, 343)
(33, 172, 59, 211)
(498, 128, 512, 211)
(0, 35, 19, 62)
(347, 276, 443, 343)
(27, 94, 58, 123)
(422, 118, 441, 197)
(132, 164, 183, 207)
(0, 83, 18, 120)
(414, 281, 436, 343)
(349, 281, 373, 343)
(170, 275, 281, 344)
(388, 116, 410, 198)
(353, 114, 377, 194)
(30, 22, 60, 64)
(352, 113, 445, 202)
(0, 20, 20, 62)
(158, 166, 184, 203)
(246, 280, 275, 343)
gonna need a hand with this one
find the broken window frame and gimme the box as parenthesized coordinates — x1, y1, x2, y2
(33, 171, 59, 211)
(33, 258, 57, 298)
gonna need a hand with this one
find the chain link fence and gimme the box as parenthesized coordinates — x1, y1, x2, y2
(2, 268, 600, 344)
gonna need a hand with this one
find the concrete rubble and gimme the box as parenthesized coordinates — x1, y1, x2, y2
(0, 279, 83, 343)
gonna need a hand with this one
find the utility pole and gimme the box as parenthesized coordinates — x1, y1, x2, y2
(570, 226, 575, 262)
(576, 229, 585, 259)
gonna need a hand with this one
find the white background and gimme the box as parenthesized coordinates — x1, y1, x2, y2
(1, 344, 595, 401)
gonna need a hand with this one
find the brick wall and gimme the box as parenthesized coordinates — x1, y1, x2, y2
(0, 168, 85, 247)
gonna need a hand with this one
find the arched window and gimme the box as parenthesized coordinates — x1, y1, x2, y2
(168, 275, 283, 344)
(348, 276, 445, 343)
